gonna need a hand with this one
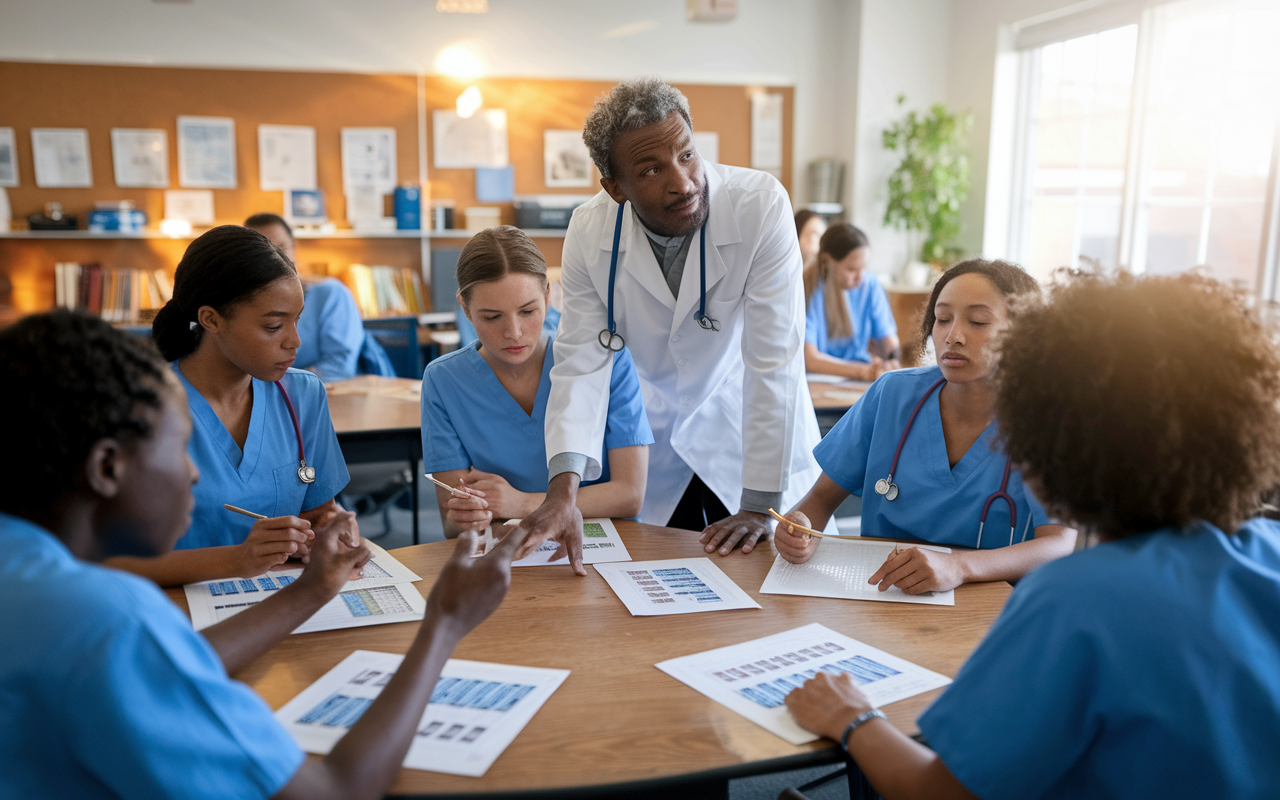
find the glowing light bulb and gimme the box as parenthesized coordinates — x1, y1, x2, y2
(435, 45, 484, 79)
(456, 86, 483, 119)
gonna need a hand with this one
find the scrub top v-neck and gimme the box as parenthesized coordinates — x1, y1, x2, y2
(172, 363, 349, 549)
(813, 366, 1050, 549)
(421, 336, 652, 493)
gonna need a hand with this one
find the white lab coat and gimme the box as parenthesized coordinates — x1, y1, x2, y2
(546, 162, 825, 525)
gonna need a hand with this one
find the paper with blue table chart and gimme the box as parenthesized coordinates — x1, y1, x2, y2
(275, 650, 570, 777)
(183, 541, 424, 633)
(656, 623, 952, 745)
(510, 518, 632, 567)
(760, 538, 956, 606)
(594, 557, 762, 616)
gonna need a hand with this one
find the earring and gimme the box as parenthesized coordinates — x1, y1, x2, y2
(189, 321, 198, 331)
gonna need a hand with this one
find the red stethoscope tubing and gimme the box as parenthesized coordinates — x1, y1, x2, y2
(273, 381, 314, 484)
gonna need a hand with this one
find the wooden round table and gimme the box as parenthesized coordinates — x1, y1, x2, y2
(169, 521, 1010, 798)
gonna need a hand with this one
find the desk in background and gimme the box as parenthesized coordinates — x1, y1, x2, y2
(810, 378, 870, 434)
(171, 521, 1011, 799)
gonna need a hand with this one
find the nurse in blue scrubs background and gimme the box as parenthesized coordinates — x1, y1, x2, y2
(803, 224, 900, 382)
(775, 258, 1076, 594)
(784, 272, 1280, 800)
(422, 226, 653, 539)
(108, 225, 356, 586)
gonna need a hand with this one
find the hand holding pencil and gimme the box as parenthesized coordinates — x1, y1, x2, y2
(223, 505, 315, 577)
(769, 508, 821, 566)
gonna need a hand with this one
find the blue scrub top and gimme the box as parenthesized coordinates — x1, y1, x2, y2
(814, 366, 1050, 548)
(421, 335, 652, 492)
(173, 363, 350, 549)
(0, 513, 303, 799)
(920, 518, 1280, 799)
(805, 273, 897, 363)
(296, 278, 366, 381)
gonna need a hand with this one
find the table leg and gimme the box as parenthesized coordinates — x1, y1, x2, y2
(410, 457, 420, 545)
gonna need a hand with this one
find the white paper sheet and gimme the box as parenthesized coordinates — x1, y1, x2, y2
(750, 92, 784, 177)
(510, 518, 631, 567)
(594, 557, 761, 616)
(177, 116, 236, 189)
(31, 128, 92, 188)
(433, 110, 509, 169)
(760, 539, 955, 606)
(110, 129, 169, 188)
(275, 650, 570, 776)
(183, 542, 424, 632)
(163, 189, 215, 224)
(656, 623, 952, 744)
(0, 128, 18, 187)
(258, 124, 316, 191)
(341, 127, 397, 195)
(345, 184, 385, 221)
(693, 130, 720, 164)
(543, 129, 592, 187)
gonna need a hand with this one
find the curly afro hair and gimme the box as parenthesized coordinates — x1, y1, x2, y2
(0, 311, 170, 517)
(995, 271, 1280, 539)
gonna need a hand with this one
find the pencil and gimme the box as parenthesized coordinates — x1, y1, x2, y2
(427, 475, 474, 498)
(766, 508, 843, 538)
(223, 503, 267, 520)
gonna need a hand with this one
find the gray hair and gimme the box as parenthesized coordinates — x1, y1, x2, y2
(583, 78, 693, 180)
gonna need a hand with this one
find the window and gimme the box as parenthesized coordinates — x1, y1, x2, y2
(1009, 0, 1280, 294)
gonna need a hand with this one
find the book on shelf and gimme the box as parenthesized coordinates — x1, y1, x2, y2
(344, 264, 426, 318)
(54, 263, 174, 324)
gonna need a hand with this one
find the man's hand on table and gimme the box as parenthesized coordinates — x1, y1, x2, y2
(510, 472, 586, 576)
(700, 510, 771, 556)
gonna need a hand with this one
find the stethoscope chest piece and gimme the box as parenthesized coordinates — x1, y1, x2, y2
(298, 462, 316, 484)
(875, 478, 899, 501)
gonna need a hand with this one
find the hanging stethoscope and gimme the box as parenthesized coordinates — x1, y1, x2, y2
(598, 201, 719, 352)
(874, 377, 1019, 549)
(274, 380, 315, 484)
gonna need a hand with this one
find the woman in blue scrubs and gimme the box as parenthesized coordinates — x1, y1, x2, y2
(803, 224, 900, 381)
(0, 311, 519, 800)
(783, 272, 1280, 799)
(108, 225, 355, 586)
(422, 226, 653, 539)
(776, 259, 1075, 594)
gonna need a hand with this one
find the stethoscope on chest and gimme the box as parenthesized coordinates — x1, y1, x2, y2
(874, 377, 1025, 549)
(273, 381, 315, 484)
(598, 202, 720, 351)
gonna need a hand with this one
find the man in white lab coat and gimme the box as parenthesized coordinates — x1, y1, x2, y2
(511, 78, 824, 575)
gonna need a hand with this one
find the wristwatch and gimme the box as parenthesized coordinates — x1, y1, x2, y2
(840, 708, 887, 752)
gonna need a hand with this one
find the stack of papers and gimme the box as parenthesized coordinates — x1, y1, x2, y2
(760, 539, 955, 606)
(183, 541, 426, 633)
(656, 623, 952, 744)
(275, 650, 569, 776)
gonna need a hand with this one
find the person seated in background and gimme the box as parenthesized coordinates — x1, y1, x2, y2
(244, 213, 393, 381)
(0, 310, 520, 800)
(422, 226, 653, 540)
(776, 259, 1075, 594)
(784, 271, 1280, 800)
(803, 223, 900, 381)
(794, 209, 827, 269)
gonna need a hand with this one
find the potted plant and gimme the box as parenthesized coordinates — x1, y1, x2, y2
(881, 95, 973, 280)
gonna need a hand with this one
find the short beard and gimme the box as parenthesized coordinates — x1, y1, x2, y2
(643, 180, 711, 238)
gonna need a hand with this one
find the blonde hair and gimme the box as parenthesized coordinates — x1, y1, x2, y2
(456, 226, 548, 304)
(803, 223, 870, 341)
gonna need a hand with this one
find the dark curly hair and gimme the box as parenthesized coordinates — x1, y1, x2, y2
(920, 258, 1040, 357)
(151, 225, 296, 362)
(0, 311, 169, 517)
(996, 272, 1280, 539)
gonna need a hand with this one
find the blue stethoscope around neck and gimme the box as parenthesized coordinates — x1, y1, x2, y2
(874, 377, 1023, 549)
(598, 201, 719, 352)
(273, 380, 315, 484)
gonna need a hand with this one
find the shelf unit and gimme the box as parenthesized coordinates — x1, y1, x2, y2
(0, 228, 568, 240)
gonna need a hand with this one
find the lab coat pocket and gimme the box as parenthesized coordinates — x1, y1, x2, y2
(272, 463, 310, 519)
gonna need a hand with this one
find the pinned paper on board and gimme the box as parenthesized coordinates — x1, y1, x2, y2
(750, 92, 784, 178)
(693, 131, 720, 164)
(258, 124, 317, 191)
(433, 109, 509, 169)
(177, 116, 237, 189)
(543, 129, 592, 187)
(31, 128, 92, 188)
(111, 129, 169, 188)
(0, 128, 18, 187)
(163, 189, 215, 225)
(341, 127, 397, 195)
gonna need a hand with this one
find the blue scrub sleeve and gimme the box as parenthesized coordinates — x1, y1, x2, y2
(918, 566, 1100, 800)
(869, 280, 898, 340)
(804, 286, 823, 345)
(421, 368, 473, 474)
(296, 372, 351, 511)
(309, 283, 365, 381)
(602, 347, 654, 450)
(811, 375, 886, 496)
(62, 580, 304, 799)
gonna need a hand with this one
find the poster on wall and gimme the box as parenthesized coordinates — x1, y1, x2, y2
(111, 129, 169, 188)
(543, 129, 592, 188)
(433, 110, 508, 170)
(177, 116, 237, 189)
(259, 124, 317, 192)
(750, 92, 784, 179)
(31, 128, 93, 188)
(0, 128, 17, 187)
(693, 131, 720, 164)
(341, 127, 397, 196)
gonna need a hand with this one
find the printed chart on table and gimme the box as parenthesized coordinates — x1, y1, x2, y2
(511, 518, 632, 567)
(275, 650, 570, 777)
(760, 539, 955, 605)
(656, 623, 951, 744)
(594, 557, 761, 616)
(183, 542, 424, 632)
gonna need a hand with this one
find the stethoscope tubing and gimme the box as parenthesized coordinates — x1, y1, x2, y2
(273, 380, 314, 484)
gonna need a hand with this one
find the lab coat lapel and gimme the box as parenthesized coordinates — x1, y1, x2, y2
(597, 202, 676, 312)
(673, 164, 739, 325)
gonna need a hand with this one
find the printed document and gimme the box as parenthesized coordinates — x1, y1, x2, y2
(760, 539, 955, 606)
(511, 518, 631, 567)
(594, 557, 761, 616)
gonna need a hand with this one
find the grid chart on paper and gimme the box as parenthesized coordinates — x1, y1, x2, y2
(207, 575, 296, 595)
(340, 586, 413, 616)
(581, 522, 616, 552)
(706, 641, 902, 708)
(625, 566, 722, 605)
